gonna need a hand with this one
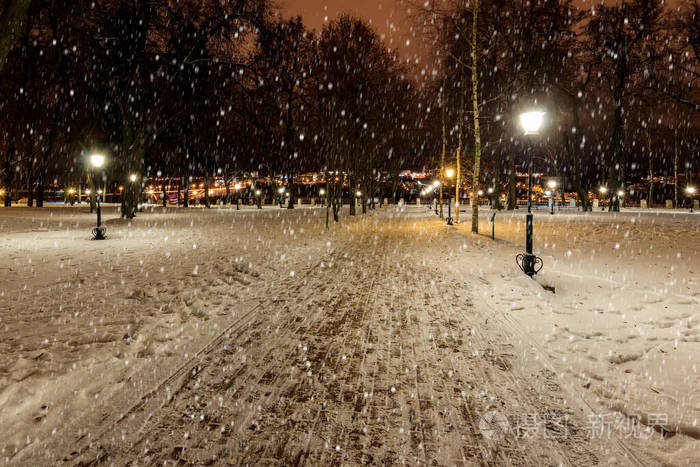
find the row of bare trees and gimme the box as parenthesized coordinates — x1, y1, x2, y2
(418, 0, 698, 234)
(0, 1, 430, 222)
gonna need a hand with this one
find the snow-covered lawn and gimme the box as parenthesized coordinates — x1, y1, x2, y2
(0, 204, 697, 465)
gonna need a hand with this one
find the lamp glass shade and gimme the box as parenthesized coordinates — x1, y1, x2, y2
(520, 111, 545, 135)
(90, 154, 105, 168)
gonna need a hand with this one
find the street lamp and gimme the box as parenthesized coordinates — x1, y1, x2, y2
(255, 189, 262, 209)
(599, 186, 608, 211)
(617, 190, 624, 209)
(319, 188, 326, 207)
(516, 110, 545, 277)
(445, 169, 455, 224)
(547, 180, 557, 214)
(89, 154, 106, 240)
(687, 186, 696, 212)
(431, 181, 440, 215)
(234, 182, 242, 210)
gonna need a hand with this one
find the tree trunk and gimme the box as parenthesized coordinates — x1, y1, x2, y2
(470, 0, 482, 234)
(26, 165, 34, 207)
(349, 174, 356, 216)
(287, 173, 295, 209)
(455, 75, 465, 223)
(608, 56, 627, 212)
(183, 176, 189, 208)
(507, 156, 516, 210)
(439, 79, 446, 219)
(674, 131, 678, 209)
(121, 133, 145, 218)
(4, 130, 16, 207)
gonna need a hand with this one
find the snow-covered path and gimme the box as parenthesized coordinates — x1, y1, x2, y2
(1, 205, 698, 465)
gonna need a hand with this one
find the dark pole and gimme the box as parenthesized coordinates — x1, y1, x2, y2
(92, 172, 106, 240)
(526, 141, 533, 255)
(96, 191, 102, 229)
(447, 195, 453, 225)
(550, 189, 554, 215)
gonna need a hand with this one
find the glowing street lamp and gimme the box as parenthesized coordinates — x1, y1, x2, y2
(234, 182, 242, 210)
(686, 186, 696, 212)
(599, 186, 608, 211)
(89, 154, 106, 239)
(444, 170, 456, 225)
(319, 188, 326, 207)
(517, 110, 545, 277)
(547, 180, 558, 214)
(255, 188, 262, 209)
(520, 111, 545, 136)
(89, 154, 105, 169)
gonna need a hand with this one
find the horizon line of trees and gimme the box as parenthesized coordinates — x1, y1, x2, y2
(0, 0, 431, 224)
(1, 0, 698, 231)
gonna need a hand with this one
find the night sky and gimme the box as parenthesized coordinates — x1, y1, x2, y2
(279, 0, 424, 59)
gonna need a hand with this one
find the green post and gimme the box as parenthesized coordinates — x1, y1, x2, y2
(491, 212, 496, 240)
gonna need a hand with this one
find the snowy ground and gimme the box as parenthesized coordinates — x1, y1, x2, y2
(0, 204, 698, 465)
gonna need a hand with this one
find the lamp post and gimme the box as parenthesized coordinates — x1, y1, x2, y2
(547, 180, 557, 214)
(235, 182, 241, 210)
(599, 186, 608, 211)
(687, 186, 696, 212)
(617, 190, 624, 209)
(319, 188, 326, 207)
(516, 111, 545, 277)
(278, 186, 285, 208)
(89, 154, 106, 240)
(445, 168, 455, 225)
(432, 180, 440, 215)
(255, 189, 262, 209)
